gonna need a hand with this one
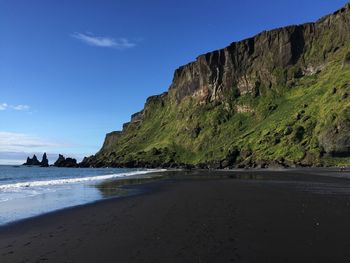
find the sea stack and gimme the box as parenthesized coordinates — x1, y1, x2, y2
(23, 154, 42, 166)
(53, 154, 78, 168)
(40, 153, 49, 167)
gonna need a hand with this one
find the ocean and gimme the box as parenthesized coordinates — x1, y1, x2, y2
(0, 165, 162, 225)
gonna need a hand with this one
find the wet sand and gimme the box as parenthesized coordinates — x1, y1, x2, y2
(1, 169, 350, 262)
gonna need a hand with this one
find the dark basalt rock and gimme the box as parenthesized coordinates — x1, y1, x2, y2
(31, 155, 40, 165)
(40, 152, 49, 167)
(54, 154, 65, 166)
(54, 154, 78, 168)
(23, 157, 32, 166)
(319, 116, 350, 157)
(23, 154, 44, 166)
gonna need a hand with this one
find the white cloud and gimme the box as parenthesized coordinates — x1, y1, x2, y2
(72, 32, 136, 49)
(0, 103, 30, 111)
(0, 132, 69, 152)
(0, 103, 8, 110)
(11, 104, 30, 111)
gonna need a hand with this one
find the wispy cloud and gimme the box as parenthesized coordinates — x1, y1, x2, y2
(0, 103, 30, 111)
(0, 103, 8, 110)
(11, 104, 30, 111)
(0, 132, 91, 164)
(0, 132, 70, 152)
(72, 32, 136, 49)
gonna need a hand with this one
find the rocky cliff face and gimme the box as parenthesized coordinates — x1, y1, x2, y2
(82, 3, 350, 168)
(169, 4, 350, 103)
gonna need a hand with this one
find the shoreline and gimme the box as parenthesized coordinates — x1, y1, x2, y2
(2, 169, 350, 262)
(0, 167, 167, 226)
(1, 167, 350, 228)
(12, 162, 350, 173)
(0, 178, 165, 230)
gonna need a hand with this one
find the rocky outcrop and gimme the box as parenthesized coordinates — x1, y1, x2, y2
(23, 154, 41, 166)
(81, 3, 350, 168)
(41, 153, 49, 167)
(54, 154, 78, 168)
(99, 131, 122, 153)
(131, 110, 144, 123)
(318, 112, 350, 157)
(23, 153, 49, 167)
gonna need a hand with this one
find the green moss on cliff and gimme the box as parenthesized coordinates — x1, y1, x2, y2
(83, 4, 350, 168)
(90, 46, 350, 167)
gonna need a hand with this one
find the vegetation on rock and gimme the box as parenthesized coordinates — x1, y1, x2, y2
(82, 3, 350, 168)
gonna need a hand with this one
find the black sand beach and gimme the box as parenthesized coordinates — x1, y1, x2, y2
(1, 170, 350, 262)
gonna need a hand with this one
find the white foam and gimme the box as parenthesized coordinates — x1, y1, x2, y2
(0, 169, 165, 190)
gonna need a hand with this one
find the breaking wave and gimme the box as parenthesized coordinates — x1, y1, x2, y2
(0, 169, 165, 190)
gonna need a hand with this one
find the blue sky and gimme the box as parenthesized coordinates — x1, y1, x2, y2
(0, 0, 349, 164)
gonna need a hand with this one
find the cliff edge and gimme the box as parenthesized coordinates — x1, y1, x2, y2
(82, 3, 350, 168)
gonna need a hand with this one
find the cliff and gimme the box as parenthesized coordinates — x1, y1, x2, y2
(81, 3, 350, 168)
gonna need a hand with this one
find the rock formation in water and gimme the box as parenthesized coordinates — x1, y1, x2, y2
(40, 153, 49, 167)
(54, 154, 78, 168)
(23, 154, 45, 166)
(80, 3, 350, 168)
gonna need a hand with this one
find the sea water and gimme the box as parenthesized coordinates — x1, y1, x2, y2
(0, 165, 162, 225)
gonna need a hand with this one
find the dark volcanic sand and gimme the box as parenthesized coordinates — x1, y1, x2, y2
(1, 170, 350, 263)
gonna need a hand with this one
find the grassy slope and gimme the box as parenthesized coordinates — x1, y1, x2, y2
(96, 41, 350, 167)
